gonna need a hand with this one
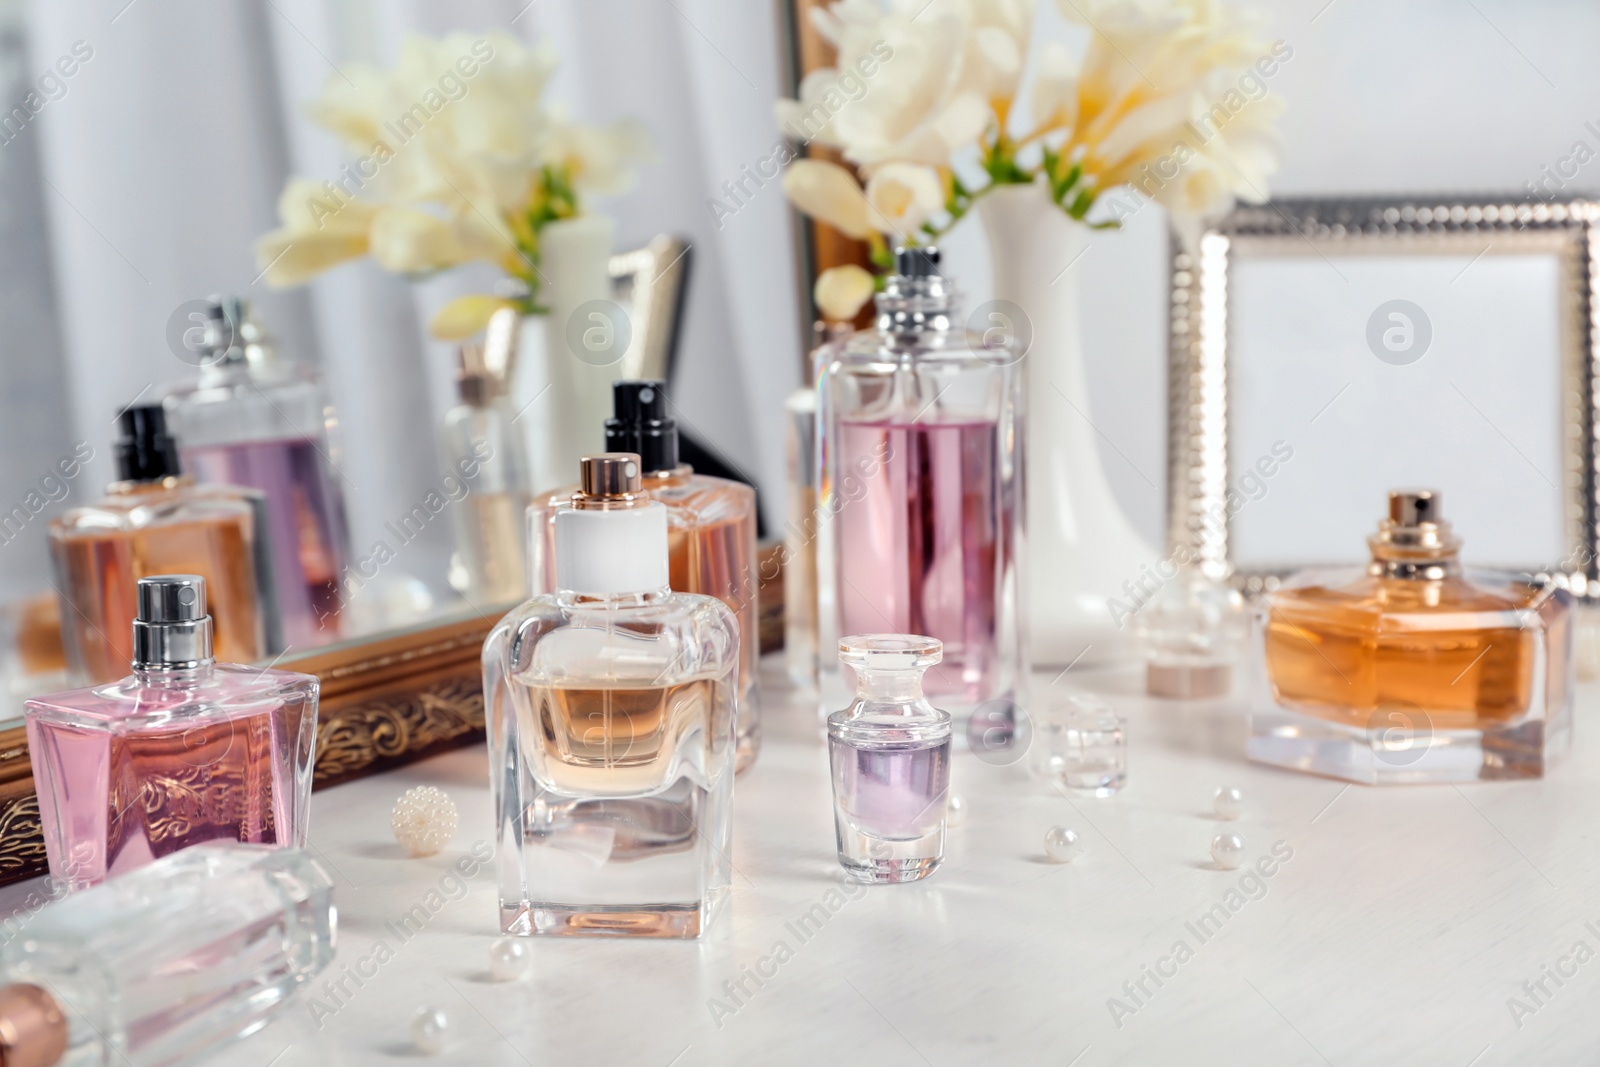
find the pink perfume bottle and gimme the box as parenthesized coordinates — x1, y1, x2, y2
(25, 575, 319, 891)
(815, 247, 1027, 710)
(163, 297, 351, 649)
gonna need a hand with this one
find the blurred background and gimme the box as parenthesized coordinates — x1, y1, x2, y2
(1, 0, 1597, 606)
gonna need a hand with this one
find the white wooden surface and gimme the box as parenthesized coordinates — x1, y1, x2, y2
(7, 660, 1599, 1066)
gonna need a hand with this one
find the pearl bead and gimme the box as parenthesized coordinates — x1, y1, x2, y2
(1211, 832, 1245, 870)
(489, 937, 532, 982)
(391, 786, 460, 857)
(946, 794, 966, 827)
(411, 1006, 449, 1054)
(1213, 786, 1244, 821)
(1044, 826, 1082, 863)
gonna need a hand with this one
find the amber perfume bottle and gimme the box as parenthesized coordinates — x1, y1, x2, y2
(49, 406, 272, 684)
(529, 382, 760, 771)
(487, 454, 739, 939)
(443, 324, 531, 605)
(1250, 490, 1572, 783)
(25, 576, 318, 891)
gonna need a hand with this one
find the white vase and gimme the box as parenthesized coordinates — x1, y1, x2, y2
(976, 183, 1158, 665)
(507, 214, 616, 492)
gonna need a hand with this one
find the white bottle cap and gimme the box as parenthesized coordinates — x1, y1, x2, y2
(552, 454, 670, 595)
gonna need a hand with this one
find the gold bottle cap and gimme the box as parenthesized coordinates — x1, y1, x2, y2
(1389, 489, 1439, 527)
(579, 453, 643, 498)
(0, 984, 68, 1067)
(1370, 488, 1460, 578)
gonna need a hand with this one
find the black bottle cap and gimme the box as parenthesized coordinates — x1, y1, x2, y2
(604, 381, 679, 474)
(893, 245, 941, 277)
(114, 404, 182, 482)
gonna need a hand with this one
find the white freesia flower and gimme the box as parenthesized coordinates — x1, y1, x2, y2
(815, 264, 877, 321)
(255, 179, 380, 286)
(543, 117, 655, 196)
(865, 162, 943, 236)
(782, 159, 880, 238)
(1029, 41, 1078, 132)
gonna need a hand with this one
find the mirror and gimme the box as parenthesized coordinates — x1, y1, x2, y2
(0, 8, 786, 732)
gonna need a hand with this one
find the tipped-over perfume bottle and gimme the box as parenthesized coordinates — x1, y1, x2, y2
(443, 313, 531, 604)
(0, 843, 335, 1067)
(814, 247, 1026, 712)
(827, 635, 952, 883)
(25, 575, 319, 890)
(488, 453, 740, 938)
(1132, 566, 1247, 699)
(162, 298, 349, 648)
(529, 381, 761, 771)
(49, 405, 274, 684)
(1249, 490, 1573, 783)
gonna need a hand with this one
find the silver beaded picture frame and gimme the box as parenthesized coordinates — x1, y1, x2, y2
(1165, 194, 1600, 598)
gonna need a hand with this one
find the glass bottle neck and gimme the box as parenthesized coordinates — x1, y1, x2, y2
(133, 660, 216, 687)
(851, 669, 928, 706)
(562, 586, 673, 608)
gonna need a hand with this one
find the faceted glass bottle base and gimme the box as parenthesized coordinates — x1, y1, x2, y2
(1248, 705, 1569, 784)
(500, 894, 729, 939)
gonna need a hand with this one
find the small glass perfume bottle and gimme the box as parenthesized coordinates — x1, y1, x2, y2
(1132, 565, 1247, 699)
(1250, 490, 1573, 782)
(784, 387, 820, 693)
(0, 843, 335, 1067)
(26, 575, 319, 890)
(49, 406, 273, 684)
(163, 297, 350, 648)
(815, 247, 1026, 712)
(488, 454, 739, 938)
(529, 382, 761, 771)
(443, 320, 531, 604)
(827, 635, 952, 883)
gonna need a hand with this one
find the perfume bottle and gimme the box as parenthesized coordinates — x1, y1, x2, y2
(784, 387, 820, 693)
(162, 297, 350, 648)
(815, 247, 1026, 711)
(1132, 566, 1247, 699)
(49, 406, 273, 684)
(529, 382, 761, 771)
(1250, 490, 1573, 782)
(0, 843, 334, 1067)
(827, 635, 951, 883)
(488, 454, 739, 938)
(443, 320, 531, 604)
(25, 575, 319, 890)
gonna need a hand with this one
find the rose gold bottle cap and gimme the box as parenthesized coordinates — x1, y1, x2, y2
(579, 453, 643, 498)
(0, 984, 68, 1067)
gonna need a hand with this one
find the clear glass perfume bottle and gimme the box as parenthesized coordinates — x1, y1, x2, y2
(784, 387, 820, 693)
(1132, 565, 1248, 699)
(49, 406, 273, 684)
(0, 842, 335, 1067)
(828, 635, 951, 883)
(815, 247, 1026, 711)
(443, 329, 531, 605)
(1250, 490, 1573, 783)
(162, 297, 350, 649)
(529, 382, 761, 771)
(489, 453, 739, 939)
(25, 575, 319, 890)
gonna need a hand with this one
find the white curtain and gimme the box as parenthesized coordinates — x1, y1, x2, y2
(9, 0, 801, 602)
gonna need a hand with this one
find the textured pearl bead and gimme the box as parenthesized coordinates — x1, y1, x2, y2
(1213, 786, 1244, 821)
(411, 1006, 449, 1054)
(1211, 832, 1245, 870)
(946, 794, 967, 827)
(489, 937, 533, 982)
(391, 786, 460, 857)
(1044, 826, 1082, 863)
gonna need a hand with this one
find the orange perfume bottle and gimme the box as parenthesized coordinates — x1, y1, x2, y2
(530, 382, 760, 771)
(48, 406, 271, 684)
(1250, 490, 1572, 783)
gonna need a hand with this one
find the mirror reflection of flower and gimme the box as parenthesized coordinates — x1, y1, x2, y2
(255, 31, 654, 340)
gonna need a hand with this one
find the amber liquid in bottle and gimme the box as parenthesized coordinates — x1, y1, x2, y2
(1263, 492, 1538, 731)
(51, 478, 264, 684)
